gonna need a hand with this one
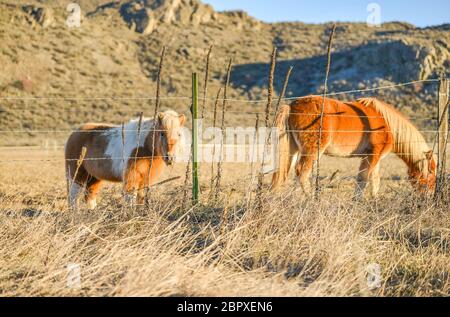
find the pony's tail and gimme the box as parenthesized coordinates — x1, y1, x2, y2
(271, 104, 297, 190)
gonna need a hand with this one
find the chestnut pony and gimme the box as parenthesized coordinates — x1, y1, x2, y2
(65, 110, 186, 209)
(271, 96, 436, 197)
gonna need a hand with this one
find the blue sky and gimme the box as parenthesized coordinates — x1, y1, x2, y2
(202, 0, 449, 27)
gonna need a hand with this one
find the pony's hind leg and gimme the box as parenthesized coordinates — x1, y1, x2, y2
(68, 181, 82, 210)
(85, 177, 103, 210)
(295, 155, 315, 195)
(66, 163, 87, 210)
(292, 129, 330, 195)
(295, 138, 330, 195)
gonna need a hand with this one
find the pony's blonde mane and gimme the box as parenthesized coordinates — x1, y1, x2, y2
(162, 110, 179, 117)
(127, 110, 180, 129)
(160, 110, 181, 127)
(358, 98, 431, 170)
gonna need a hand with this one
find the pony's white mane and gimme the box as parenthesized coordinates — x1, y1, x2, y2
(358, 98, 431, 170)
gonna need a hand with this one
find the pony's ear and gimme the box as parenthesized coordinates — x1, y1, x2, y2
(179, 114, 186, 126)
(424, 150, 434, 161)
(158, 112, 164, 124)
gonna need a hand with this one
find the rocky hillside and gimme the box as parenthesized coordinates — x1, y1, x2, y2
(0, 0, 449, 145)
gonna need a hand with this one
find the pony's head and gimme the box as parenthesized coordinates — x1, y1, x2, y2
(408, 150, 436, 193)
(151, 110, 186, 166)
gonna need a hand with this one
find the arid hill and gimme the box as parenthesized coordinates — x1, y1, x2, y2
(0, 0, 449, 145)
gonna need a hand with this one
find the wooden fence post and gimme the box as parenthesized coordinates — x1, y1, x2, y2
(192, 73, 200, 205)
(436, 74, 449, 198)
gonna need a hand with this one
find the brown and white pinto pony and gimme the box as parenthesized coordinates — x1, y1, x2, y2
(65, 110, 186, 209)
(271, 96, 436, 197)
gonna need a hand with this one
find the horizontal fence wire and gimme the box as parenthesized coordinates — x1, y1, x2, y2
(1, 152, 449, 164)
(0, 129, 446, 134)
(0, 156, 174, 163)
(0, 78, 447, 164)
(202, 112, 437, 120)
(0, 96, 190, 101)
(2, 140, 449, 151)
(0, 109, 439, 121)
(0, 78, 440, 104)
(0, 129, 182, 133)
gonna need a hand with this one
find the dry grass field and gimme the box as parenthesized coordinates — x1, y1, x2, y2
(0, 147, 449, 296)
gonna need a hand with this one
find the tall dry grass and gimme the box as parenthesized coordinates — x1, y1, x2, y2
(0, 150, 449, 296)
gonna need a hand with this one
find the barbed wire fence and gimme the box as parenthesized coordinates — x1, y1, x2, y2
(0, 37, 449, 207)
(0, 82, 447, 151)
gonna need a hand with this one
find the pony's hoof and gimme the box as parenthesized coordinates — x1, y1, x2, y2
(87, 199, 97, 210)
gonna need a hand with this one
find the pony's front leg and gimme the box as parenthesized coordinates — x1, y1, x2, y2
(355, 157, 382, 199)
(138, 159, 165, 203)
(135, 176, 151, 206)
(124, 190, 138, 205)
(355, 159, 370, 199)
(123, 163, 154, 206)
(124, 158, 164, 206)
(137, 187, 146, 205)
(123, 169, 140, 206)
(369, 164, 381, 198)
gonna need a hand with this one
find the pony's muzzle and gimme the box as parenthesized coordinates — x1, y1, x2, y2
(165, 156, 175, 166)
